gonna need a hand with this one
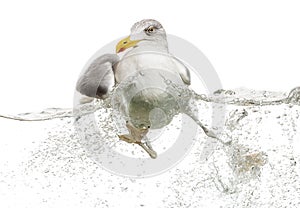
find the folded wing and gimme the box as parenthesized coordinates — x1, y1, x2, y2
(76, 54, 119, 99)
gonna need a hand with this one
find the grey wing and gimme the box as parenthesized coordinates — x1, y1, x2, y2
(76, 54, 119, 99)
(171, 56, 191, 85)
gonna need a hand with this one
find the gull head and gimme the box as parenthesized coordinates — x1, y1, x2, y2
(116, 19, 168, 53)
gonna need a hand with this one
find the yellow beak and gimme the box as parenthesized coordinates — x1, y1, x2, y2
(116, 36, 141, 53)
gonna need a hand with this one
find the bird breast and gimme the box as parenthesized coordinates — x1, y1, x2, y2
(113, 53, 186, 129)
(115, 53, 184, 85)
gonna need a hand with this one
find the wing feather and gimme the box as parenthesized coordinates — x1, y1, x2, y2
(76, 54, 119, 98)
(171, 56, 191, 85)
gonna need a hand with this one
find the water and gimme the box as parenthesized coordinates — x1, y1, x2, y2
(0, 87, 300, 207)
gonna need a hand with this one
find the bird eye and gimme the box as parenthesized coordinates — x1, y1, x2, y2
(145, 26, 156, 35)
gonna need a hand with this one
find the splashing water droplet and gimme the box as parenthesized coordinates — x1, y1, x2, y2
(286, 87, 300, 105)
(1, 85, 300, 207)
(164, 79, 171, 85)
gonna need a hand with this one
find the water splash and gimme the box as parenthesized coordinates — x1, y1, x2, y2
(0, 86, 300, 207)
(2, 87, 299, 122)
(0, 107, 73, 121)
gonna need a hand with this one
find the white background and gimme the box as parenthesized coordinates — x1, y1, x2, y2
(0, 0, 299, 114)
(0, 2, 300, 208)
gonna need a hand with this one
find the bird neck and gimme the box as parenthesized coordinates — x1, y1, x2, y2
(126, 40, 169, 56)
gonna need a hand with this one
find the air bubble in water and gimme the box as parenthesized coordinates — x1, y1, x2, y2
(1, 86, 300, 207)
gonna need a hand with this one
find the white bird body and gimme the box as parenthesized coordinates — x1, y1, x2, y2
(76, 19, 192, 158)
(115, 52, 187, 86)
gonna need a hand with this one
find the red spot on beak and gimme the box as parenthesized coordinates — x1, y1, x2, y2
(118, 47, 125, 53)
